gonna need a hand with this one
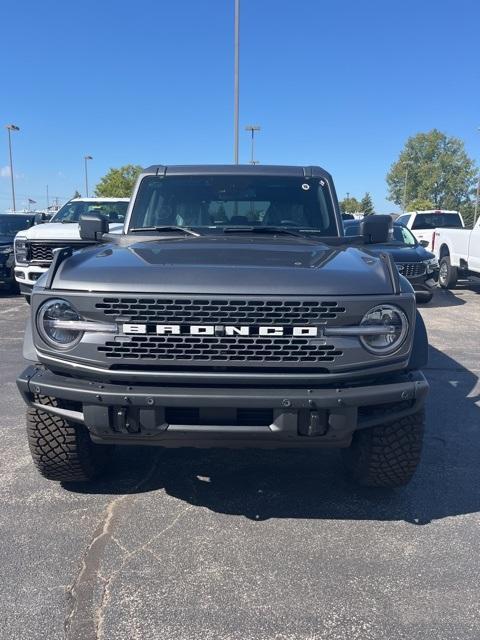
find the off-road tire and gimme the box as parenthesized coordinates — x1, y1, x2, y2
(26, 397, 112, 482)
(342, 410, 425, 487)
(439, 256, 458, 289)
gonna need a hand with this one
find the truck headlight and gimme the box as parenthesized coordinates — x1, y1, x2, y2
(37, 299, 83, 349)
(423, 257, 438, 273)
(15, 238, 28, 264)
(360, 304, 408, 355)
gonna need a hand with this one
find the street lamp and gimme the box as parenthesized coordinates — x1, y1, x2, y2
(233, 0, 240, 164)
(402, 160, 413, 213)
(84, 155, 93, 197)
(245, 125, 260, 164)
(5, 124, 20, 212)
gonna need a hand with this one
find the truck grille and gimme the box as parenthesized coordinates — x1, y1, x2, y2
(29, 243, 55, 263)
(97, 334, 343, 364)
(397, 262, 426, 277)
(95, 297, 346, 324)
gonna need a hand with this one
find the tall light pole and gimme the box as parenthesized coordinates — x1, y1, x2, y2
(84, 155, 93, 197)
(245, 125, 260, 164)
(474, 175, 480, 226)
(402, 160, 413, 213)
(474, 128, 480, 226)
(5, 124, 20, 212)
(233, 0, 240, 164)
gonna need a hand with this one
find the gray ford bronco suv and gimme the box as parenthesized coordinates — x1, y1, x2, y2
(17, 165, 429, 487)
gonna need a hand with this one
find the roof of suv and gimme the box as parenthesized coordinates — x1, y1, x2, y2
(141, 164, 332, 180)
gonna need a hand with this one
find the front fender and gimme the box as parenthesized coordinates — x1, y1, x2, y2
(407, 311, 428, 371)
(23, 315, 37, 362)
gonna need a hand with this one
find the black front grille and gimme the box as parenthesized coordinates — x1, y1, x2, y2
(98, 334, 343, 365)
(397, 262, 426, 278)
(29, 243, 55, 263)
(95, 297, 346, 324)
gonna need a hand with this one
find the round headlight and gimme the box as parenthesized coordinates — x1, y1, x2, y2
(37, 299, 83, 349)
(360, 304, 408, 355)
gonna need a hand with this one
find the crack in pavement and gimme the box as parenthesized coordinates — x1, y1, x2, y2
(64, 454, 162, 640)
(96, 503, 195, 640)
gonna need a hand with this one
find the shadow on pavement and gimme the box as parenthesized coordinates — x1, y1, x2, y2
(65, 346, 480, 526)
(424, 288, 466, 308)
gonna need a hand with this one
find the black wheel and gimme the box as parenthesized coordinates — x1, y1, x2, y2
(26, 397, 112, 482)
(439, 256, 458, 289)
(342, 410, 425, 487)
(415, 291, 433, 304)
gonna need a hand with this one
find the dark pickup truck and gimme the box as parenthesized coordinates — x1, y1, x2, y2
(17, 165, 429, 487)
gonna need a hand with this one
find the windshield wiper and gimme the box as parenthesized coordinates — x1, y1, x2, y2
(129, 225, 201, 236)
(222, 226, 306, 238)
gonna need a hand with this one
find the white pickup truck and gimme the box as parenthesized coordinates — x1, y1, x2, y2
(433, 216, 480, 288)
(396, 210, 464, 251)
(14, 197, 129, 299)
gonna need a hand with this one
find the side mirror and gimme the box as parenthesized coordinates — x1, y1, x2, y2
(34, 212, 52, 225)
(420, 240, 429, 248)
(79, 213, 109, 242)
(360, 215, 392, 244)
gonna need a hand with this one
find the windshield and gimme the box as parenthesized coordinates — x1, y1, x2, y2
(52, 200, 129, 223)
(128, 175, 338, 235)
(412, 213, 462, 230)
(343, 222, 417, 246)
(0, 215, 34, 237)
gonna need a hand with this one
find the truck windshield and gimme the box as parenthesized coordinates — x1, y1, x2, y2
(128, 175, 338, 235)
(52, 201, 128, 223)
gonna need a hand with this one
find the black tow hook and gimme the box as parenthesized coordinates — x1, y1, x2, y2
(297, 408, 329, 437)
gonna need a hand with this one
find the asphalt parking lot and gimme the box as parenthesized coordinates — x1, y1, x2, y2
(1, 286, 479, 640)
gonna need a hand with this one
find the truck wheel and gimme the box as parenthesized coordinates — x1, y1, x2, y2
(439, 256, 458, 289)
(342, 410, 424, 487)
(26, 399, 112, 482)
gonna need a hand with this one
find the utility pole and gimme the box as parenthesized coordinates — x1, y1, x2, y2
(5, 124, 20, 212)
(233, 0, 240, 164)
(245, 125, 260, 164)
(402, 160, 413, 213)
(84, 155, 93, 197)
(475, 128, 480, 226)
(46, 185, 49, 211)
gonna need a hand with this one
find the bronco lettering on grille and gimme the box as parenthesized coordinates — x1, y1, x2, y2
(121, 324, 320, 337)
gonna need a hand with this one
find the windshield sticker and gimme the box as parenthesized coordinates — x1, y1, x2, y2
(301, 183, 310, 191)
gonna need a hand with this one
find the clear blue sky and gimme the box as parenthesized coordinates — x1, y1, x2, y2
(1, 0, 479, 212)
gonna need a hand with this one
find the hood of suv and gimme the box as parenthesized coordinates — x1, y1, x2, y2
(51, 235, 397, 295)
(17, 222, 123, 241)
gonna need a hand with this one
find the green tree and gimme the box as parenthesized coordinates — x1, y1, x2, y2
(406, 197, 435, 211)
(340, 196, 361, 214)
(386, 130, 477, 211)
(95, 164, 143, 198)
(360, 192, 375, 215)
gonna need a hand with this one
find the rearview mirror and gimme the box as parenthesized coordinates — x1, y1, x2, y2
(79, 213, 109, 242)
(360, 215, 392, 244)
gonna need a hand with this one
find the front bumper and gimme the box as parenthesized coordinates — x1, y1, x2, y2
(408, 268, 440, 294)
(17, 366, 429, 449)
(14, 265, 47, 289)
